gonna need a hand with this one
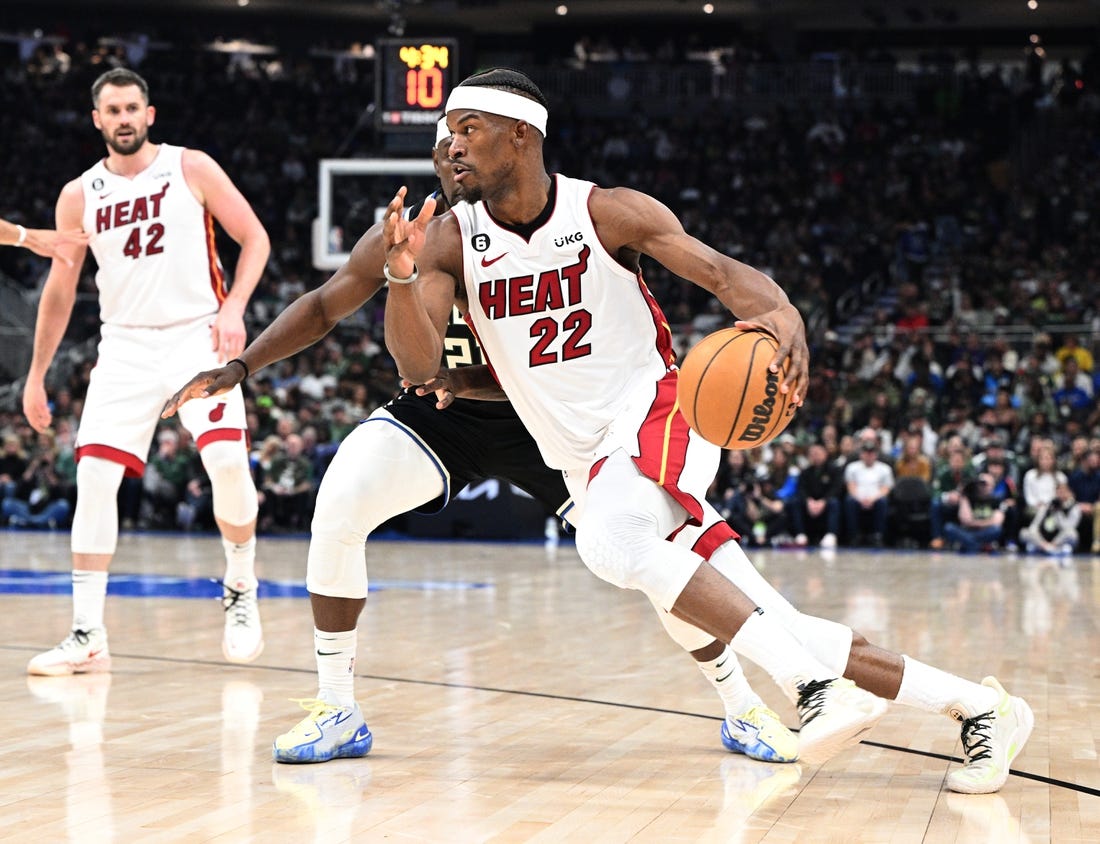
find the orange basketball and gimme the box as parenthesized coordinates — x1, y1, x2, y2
(677, 327, 795, 449)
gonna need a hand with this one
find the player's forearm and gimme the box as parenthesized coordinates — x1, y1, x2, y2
(236, 289, 335, 375)
(449, 365, 508, 400)
(27, 284, 76, 379)
(384, 285, 445, 385)
(0, 219, 21, 245)
(221, 230, 271, 311)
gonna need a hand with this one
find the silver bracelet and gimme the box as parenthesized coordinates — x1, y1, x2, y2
(383, 262, 419, 285)
(15, 224, 27, 246)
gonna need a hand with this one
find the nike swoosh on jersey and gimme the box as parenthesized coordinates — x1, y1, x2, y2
(480, 253, 508, 267)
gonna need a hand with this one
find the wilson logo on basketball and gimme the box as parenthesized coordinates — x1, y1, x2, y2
(209, 402, 226, 422)
(736, 369, 780, 442)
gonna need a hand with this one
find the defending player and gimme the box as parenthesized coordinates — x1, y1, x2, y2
(22, 68, 269, 674)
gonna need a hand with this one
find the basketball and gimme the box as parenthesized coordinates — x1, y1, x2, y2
(677, 327, 795, 449)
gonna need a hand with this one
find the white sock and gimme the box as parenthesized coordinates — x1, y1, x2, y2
(315, 628, 357, 706)
(72, 569, 108, 631)
(223, 536, 257, 588)
(895, 655, 999, 720)
(697, 645, 760, 721)
(730, 609, 838, 703)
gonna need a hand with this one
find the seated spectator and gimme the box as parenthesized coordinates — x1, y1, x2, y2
(1021, 443, 1068, 523)
(1067, 446, 1100, 554)
(929, 446, 975, 550)
(787, 442, 842, 548)
(943, 474, 1006, 553)
(709, 450, 756, 540)
(1, 429, 71, 529)
(894, 431, 932, 483)
(843, 430, 895, 547)
(1020, 481, 1081, 557)
(0, 433, 28, 500)
(142, 428, 192, 529)
(261, 432, 314, 532)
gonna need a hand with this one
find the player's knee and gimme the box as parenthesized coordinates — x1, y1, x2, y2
(200, 439, 258, 525)
(574, 509, 657, 591)
(72, 457, 126, 555)
(306, 538, 368, 599)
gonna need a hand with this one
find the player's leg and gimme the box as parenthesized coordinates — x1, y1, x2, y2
(681, 517, 1033, 793)
(273, 412, 448, 763)
(29, 331, 158, 676)
(171, 321, 264, 662)
(572, 448, 887, 765)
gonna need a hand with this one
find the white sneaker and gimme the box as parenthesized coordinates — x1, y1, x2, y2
(795, 678, 888, 765)
(794, 533, 808, 547)
(820, 533, 837, 549)
(946, 677, 1033, 794)
(27, 628, 111, 676)
(222, 578, 264, 663)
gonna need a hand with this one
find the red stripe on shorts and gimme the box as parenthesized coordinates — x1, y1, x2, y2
(196, 428, 244, 451)
(76, 444, 145, 478)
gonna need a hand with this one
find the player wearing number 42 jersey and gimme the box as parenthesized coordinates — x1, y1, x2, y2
(22, 68, 270, 675)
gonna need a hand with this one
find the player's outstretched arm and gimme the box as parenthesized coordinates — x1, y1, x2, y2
(0, 218, 87, 265)
(163, 221, 393, 418)
(590, 187, 809, 405)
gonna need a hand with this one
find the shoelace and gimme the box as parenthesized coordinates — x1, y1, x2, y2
(738, 704, 780, 728)
(64, 629, 93, 649)
(289, 697, 342, 721)
(221, 581, 257, 628)
(958, 710, 994, 763)
(795, 679, 834, 725)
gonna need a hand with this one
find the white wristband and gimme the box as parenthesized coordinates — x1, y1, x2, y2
(15, 224, 27, 247)
(383, 262, 419, 285)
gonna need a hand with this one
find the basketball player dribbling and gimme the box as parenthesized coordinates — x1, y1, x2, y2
(164, 119, 800, 767)
(381, 67, 1033, 793)
(22, 68, 269, 674)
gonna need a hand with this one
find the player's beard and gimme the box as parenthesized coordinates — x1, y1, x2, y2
(104, 125, 148, 156)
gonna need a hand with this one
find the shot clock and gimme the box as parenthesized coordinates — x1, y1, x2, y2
(375, 38, 458, 131)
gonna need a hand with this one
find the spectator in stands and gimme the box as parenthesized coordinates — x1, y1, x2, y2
(142, 428, 192, 528)
(1020, 481, 1081, 557)
(1, 429, 71, 529)
(787, 442, 841, 548)
(894, 430, 932, 483)
(942, 474, 1007, 554)
(929, 445, 975, 550)
(0, 433, 28, 500)
(1022, 443, 1069, 523)
(843, 429, 895, 547)
(1067, 446, 1100, 554)
(260, 432, 314, 532)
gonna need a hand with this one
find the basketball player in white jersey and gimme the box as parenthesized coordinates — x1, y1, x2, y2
(1, 217, 87, 264)
(164, 119, 798, 766)
(22, 68, 269, 674)
(380, 68, 1033, 792)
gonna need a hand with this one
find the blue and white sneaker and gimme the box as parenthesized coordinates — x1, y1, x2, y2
(721, 704, 799, 762)
(273, 690, 373, 764)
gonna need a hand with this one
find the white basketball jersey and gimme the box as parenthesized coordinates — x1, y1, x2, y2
(452, 174, 675, 469)
(81, 144, 225, 328)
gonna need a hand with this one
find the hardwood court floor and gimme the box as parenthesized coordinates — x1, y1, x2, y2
(1, 529, 1098, 843)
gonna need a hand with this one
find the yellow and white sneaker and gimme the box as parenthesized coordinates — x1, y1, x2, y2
(27, 628, 111, 676)
(947, 677, 1033, 794)
(795, 678, 888, 765)
(273, 691, 372, 764)
(721, 704, 799, 762)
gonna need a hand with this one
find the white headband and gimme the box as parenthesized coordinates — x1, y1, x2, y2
(445, 86, 548, 135)
(435, 117, 451, 146)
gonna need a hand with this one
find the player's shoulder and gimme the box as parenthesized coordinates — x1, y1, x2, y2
(57, 177, 86, 210)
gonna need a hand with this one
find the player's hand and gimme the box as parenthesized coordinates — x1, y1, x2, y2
(23, 228, 88, 266)
(210, 302, 247, 363)
(382, 186, 436, 279)
(735, 303, 809, 406)
(403, 367, 456, 410)
(161, 364, 244, 418)
(22, 379, 52, 433)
